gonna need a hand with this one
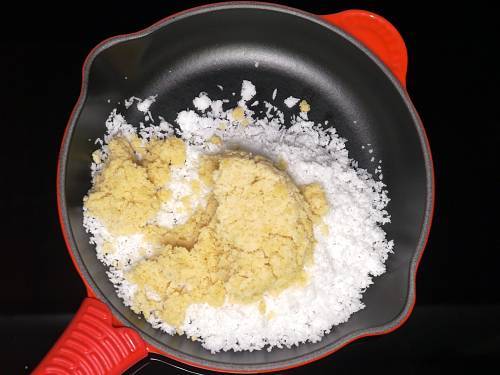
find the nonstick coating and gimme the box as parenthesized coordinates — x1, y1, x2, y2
(59, 3, 432, 372)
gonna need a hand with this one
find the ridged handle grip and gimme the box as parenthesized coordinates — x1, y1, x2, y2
(32, 298, 148, 375)
(322, 10, 408, 86)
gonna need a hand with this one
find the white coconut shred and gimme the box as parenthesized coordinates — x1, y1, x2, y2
(83, 80, 393, 353)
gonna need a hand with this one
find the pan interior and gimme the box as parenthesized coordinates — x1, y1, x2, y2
(62, 5, 429, 371)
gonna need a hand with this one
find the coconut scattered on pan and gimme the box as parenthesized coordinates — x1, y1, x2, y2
(284, 95, 300, 108)
(83, 80, 393, 353)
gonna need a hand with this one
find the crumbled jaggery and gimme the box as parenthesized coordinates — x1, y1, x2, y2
(299, 100, 310, 113)
(86, 136, 329, 328)
(84, 136, 185, 235)
(208, 135, 223, 145)
(85, 140, 160, 235)
(231, 106, 245, 121)
(127, 151, 329, 327)
(143, 196, 218, 249)
(301, 182, 329, 222)
(141, 137, 186, 188)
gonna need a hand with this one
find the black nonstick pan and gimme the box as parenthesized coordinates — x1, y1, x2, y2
(35, 2, 434, 374)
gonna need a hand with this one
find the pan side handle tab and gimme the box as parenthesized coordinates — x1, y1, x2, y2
(321, 10, 408, 86)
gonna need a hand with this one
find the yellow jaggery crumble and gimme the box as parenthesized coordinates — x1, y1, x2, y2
(143, 197, 218, 249)
(86, 136, 329, 328)
(299, 100, 310, 113)
(231, 106, 245, 121)
(276, 157, 288, 171)
(84, 136, 186, 235)
(301, 183, 329, 223)
(209, 135, 223, 145)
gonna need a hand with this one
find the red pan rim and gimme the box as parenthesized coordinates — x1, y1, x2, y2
(56, 2, 435, 373)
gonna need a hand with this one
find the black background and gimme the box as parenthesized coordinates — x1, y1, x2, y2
(1, 1, 498, 374)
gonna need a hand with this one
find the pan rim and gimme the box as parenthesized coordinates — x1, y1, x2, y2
(57, 1, 435, 373)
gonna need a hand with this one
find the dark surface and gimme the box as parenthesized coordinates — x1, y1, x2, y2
(1, 1, 498, 374)
(60, 4, 430, 371)
(4, 306, 499, 374)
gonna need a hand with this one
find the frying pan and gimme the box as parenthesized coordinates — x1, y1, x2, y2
(35, 2, 434, 374)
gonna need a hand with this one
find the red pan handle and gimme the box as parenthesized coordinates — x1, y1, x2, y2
(32, 297, 148, 375)
(321, 10, 408, 86)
